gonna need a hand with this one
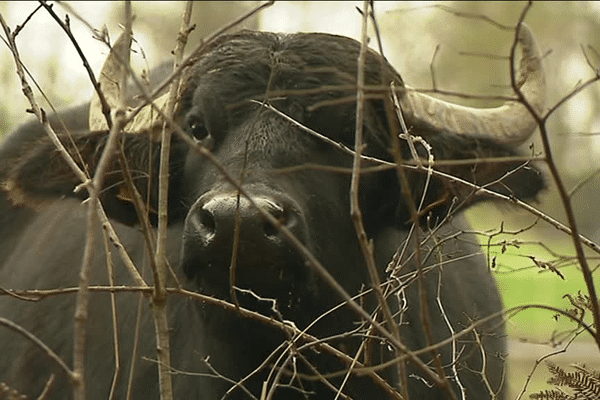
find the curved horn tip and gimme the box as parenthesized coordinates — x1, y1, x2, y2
(515, 23, 546, 115)
(89, 32, 133, 131)
(515, 23, 543, 66)
(516, 23, 536, 50)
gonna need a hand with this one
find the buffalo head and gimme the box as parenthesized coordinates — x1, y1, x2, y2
(0, 27, 545, 399)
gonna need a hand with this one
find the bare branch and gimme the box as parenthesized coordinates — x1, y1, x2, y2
(510, 10, 600, 348)
(0, 317, 73, 380)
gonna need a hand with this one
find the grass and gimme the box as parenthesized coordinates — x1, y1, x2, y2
(464, 204, 600, 398)
(464, 204, 597, 340)
(496, 258, 590, 340)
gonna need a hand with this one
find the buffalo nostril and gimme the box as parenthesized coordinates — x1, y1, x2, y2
(199, 208, 216, 234)
(261, 199, 288, 238)
(187, 194, 304, 248)
(263, 207, 284, 238)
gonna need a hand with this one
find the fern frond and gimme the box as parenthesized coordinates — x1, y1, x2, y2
(571, 365, 600, 399)
(529, 388, 570, 399)
(530, 363, 600, 400)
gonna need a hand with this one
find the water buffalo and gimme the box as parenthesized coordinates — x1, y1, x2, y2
(0, 26, 544, 399)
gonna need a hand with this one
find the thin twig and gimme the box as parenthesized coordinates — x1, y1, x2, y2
(0, 10, 95, 400)
(386, 26, 456, 400)
(0, 14, 88, 184)
(39, 1, 114, 130)
(75, 4, 132, 399)
(151, 3, 194, 399)
(353, 0, 404, 369)
(514, 331, 584, 400)
(123, 1, 275, 128)
(0, 317, 73, 379)
(100, 224, 121, 400)
(435, 267, 466, 399)
(256, 101, 391, 166)
(510, 5, 600, 349)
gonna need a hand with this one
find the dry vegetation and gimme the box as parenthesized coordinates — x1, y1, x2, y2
(0, 1, 598, 399)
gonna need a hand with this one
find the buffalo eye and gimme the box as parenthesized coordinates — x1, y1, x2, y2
(191, 122, 209, 142)
(184, 114, 211, 144)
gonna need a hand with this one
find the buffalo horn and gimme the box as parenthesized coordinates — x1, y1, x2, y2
(89, 33, 170, 137)
(399, 23, 545, 145)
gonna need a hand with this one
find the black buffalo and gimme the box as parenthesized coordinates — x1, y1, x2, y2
(0, 27, 545, 399)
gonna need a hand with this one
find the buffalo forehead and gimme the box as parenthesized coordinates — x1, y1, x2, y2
(187, 31, 397, 107)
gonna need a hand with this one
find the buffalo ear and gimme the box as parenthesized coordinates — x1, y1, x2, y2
(433, 135, 544, 202)
(380, 132, 545, 227)
(415, 133, 545, 219)
(0, 131, 182, 225)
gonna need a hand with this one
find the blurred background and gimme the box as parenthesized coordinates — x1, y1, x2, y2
(1, 1, 599, 398)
